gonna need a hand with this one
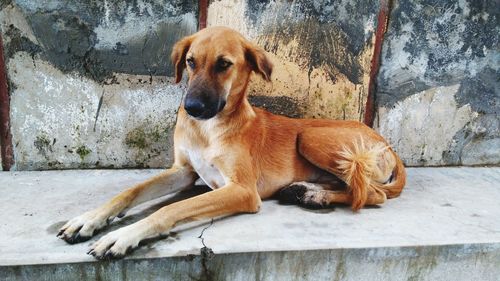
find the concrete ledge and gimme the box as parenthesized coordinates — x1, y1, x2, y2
(1, 168, 499, 280)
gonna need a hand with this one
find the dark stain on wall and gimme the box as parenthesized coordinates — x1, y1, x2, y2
(94, 19, 194, 79)
(29, 12, 108, 81)
(248, 95, 303, 118)
(245, 0, 379, 85)
(456, 67, 499, 115)
(3, 24, 42, 60)
(378, 0, 499, 108)
(3, 0, 198, 82)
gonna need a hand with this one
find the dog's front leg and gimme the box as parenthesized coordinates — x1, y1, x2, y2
(88, 181, 261, 259)
(58, 165, 197, 243)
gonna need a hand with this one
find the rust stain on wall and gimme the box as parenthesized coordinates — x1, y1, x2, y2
(198, 0, 208, 29)
(364, 0, 391, 127)
(0, 33, 14, 171)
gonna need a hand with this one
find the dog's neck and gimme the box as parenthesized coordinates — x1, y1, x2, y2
(205, 77, 256, 123)
(220, 92, 255, 120)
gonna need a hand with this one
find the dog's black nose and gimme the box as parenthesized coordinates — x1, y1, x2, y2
(184, 98, 206, 118)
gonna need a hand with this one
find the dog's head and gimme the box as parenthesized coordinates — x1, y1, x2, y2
(171, 26, 273, 120)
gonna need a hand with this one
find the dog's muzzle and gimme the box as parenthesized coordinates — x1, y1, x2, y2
(184, 92, 226, 120)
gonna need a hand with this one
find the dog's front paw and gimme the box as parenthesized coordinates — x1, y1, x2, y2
(87, 224, 142, 260)
(57, 209, 116, 244)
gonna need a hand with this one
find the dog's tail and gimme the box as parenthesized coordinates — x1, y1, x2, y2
(337, 139, 405, 211)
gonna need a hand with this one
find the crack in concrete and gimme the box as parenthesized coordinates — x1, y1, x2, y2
(197, 219, 215, 281)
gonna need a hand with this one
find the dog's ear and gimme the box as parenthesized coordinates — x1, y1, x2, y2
(171, 35, 194, 83)
(245, 43, 273, 82)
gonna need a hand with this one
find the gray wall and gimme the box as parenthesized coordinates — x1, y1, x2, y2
(0, 0, 498, 170)
(376, 0, 499, 166)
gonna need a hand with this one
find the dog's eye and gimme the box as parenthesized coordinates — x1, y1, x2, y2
(216, 59, 233, 72)
(186, 57, 195, 69)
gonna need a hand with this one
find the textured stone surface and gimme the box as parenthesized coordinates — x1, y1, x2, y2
(0, 1, 197, 170)
(376, 0, 499, 166)
(0, 168, 499, 280)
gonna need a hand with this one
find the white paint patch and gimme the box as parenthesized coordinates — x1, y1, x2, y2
(364, 15, 376, 41)
(207, 0, 254, 39)
(376, 85, 477, 166)
(458, 0, 470, 17)
(8, 52, 184, 170)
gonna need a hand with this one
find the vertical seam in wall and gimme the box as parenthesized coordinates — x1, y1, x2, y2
(198, 0, 208, 30)
(364, 0, 392, 127)
(0, 33, 14, 171)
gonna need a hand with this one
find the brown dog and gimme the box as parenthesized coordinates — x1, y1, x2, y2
(57, 27, 406, 259)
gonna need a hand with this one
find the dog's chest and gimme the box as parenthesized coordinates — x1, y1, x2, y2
(187, 149, 226, 189)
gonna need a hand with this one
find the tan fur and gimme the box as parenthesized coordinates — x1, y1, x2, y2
(336, 139, 388, 210)
(58, 27, 406, 259)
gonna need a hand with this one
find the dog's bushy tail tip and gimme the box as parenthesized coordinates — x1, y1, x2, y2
(337, 139, 386, 211)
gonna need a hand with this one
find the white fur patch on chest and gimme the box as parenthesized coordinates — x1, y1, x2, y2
(187, 148, 226, 189)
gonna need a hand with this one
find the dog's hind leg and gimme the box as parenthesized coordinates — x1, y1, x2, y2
(279, 181, 386, 209)
(296, 126, 405, 211)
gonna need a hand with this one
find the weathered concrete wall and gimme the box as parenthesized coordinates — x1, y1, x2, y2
(1, 0, 498, 170)
(1, 0, 383, 170)
(208, 0, 379, 120)
(1, 1, 197, 170)
(375, 0, 499, 166)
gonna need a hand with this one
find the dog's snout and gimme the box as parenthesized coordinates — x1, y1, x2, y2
(184, 98, 207, 118)
(183, 87, 226, 120)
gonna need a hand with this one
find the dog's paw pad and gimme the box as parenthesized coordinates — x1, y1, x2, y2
(279, 184, 308, 204)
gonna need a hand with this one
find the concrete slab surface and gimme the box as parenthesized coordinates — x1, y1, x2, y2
(0, 168, 499, 280)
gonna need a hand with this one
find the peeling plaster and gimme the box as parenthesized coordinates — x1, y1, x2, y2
(376, 85, 477, 166)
